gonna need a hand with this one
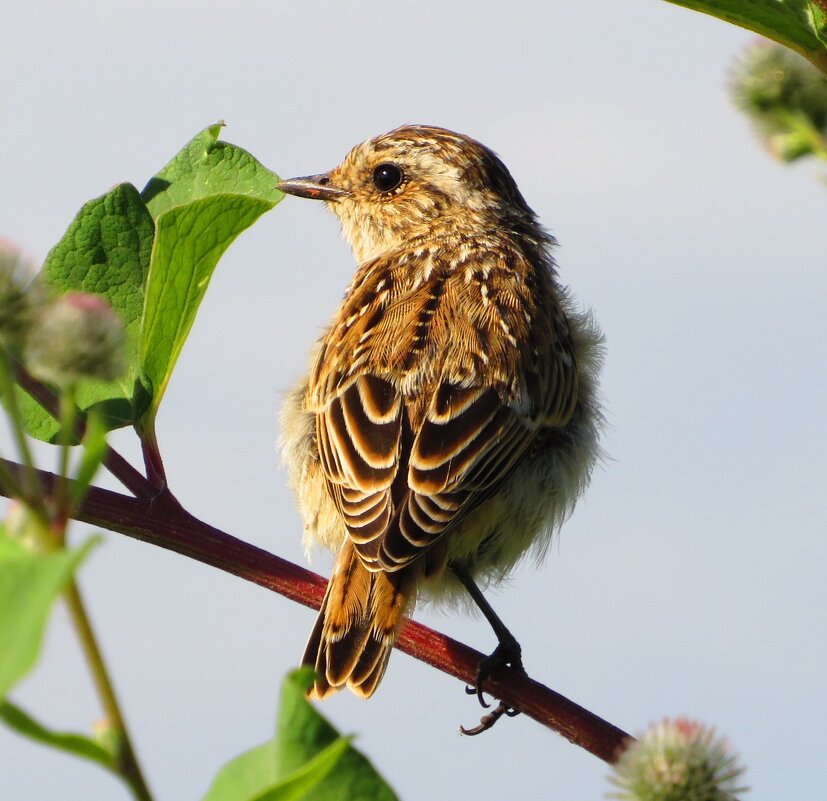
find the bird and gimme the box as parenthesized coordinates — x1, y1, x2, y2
(278, 125, 603, 704)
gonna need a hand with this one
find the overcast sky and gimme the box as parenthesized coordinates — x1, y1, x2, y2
(2, 2, 825, 800)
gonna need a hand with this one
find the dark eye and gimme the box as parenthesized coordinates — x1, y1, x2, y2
(372, 163, 404, 193)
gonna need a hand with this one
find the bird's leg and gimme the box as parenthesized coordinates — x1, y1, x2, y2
(453, 565, 526, 733)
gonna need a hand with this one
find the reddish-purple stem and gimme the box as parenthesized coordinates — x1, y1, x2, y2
(0, 457, 631, 763)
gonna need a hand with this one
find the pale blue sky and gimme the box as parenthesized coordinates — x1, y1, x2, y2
(2, 2, 825, 799)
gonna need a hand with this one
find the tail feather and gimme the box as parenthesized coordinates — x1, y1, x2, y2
(349, 639, 394, 698)
(325, 622, 372, 687)
(302, 540, 414, 699)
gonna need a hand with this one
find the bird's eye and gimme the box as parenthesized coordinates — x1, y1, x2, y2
(372, 163, 404, 193)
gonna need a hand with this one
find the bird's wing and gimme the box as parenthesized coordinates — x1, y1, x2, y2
(309, 246, 578, 571)
(315, 373, 402, 549)
(379, 382, 536, 570)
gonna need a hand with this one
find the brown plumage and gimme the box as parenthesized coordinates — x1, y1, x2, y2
(279, 125, 603, 699)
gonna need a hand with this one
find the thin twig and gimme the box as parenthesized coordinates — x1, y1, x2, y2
(0, 354, 45, 508)
(0, 458, 632, 763)
(54, 391, 75, 530)
(136, 420, 167, 491)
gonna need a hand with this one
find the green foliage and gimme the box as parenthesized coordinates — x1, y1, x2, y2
(0, 528, 98, 698)
(42, 183, 153, 356)
(139, 193, 277, 426)
(13, 184, 151, 439)
(15, 123, 283, 442)
(664, 0, 827, 74)
(138, 123, 283, 427)
(203, 737, 350, 801)
(0, 122, 288, 800)
(143, 122, 282, 217)
(202, 670, 399, 801)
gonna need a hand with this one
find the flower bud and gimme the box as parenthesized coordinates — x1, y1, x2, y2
(24, 292, 127, 388)
(609, 717, 747, 801)
(0, 239, 41, 347)
(730, 42, 827, 163)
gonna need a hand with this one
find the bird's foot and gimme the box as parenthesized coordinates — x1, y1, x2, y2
(460, 637, 525, 735)
(465, 637, 524, 707)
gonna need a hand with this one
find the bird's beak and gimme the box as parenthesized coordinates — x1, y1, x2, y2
(277, 173, 349, 201)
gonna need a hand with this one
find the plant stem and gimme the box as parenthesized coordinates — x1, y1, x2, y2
(0, 351, 45, 509)
(136, 418, 167, 491)
(0, 445, 23, 501)
(62, 578, 154, 801)
(55, 389, 76, 529)
(0, 458, 632, 763)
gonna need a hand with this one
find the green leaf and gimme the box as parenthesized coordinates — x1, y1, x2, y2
(0, 699, 115, 771)
(273, 669, 398, 801)
(0, 532, 99, 698)
(143, 122, 284, 218)
(203, 739, 280, 801)
(14, 183, 154, 441)
(42, 183, 153, 347)
(203, 735, 350, 801)
(0, 530, 27, 560)
(138, 139, 282, 425)
(12, 124, 283, 440)
(664, 0, 827, 74)
(255, 739, 351, 801)
(202, 670, 398, 801)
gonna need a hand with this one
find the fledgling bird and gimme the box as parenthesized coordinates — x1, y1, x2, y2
(279, 125, 603, 702)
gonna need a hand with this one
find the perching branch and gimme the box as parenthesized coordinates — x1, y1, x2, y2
(0, 457, 631, 763)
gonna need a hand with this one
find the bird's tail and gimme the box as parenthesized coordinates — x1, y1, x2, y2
(303, 539, 415, 699)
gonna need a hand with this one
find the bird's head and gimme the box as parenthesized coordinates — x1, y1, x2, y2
(278, 125, 541, 264)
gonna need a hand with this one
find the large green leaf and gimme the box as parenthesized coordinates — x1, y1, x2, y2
(202, 670, 399, 801)
(13, 124, 283, 440)
(664, 0, 827, 73)
(271, 670, 398, 801)
(0, 529, 99, 698)
(138, 194, 272, 419)
(137, 124, 283, 426)
(42, 183, 153, 344)
(14, 183, 154, 440)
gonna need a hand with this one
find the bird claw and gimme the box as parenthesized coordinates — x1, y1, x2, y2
(460, 700, 519, 736)
(460, 640, 525, 733)
(467, 640, 524, 708)
(464, 683, 492, 708)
